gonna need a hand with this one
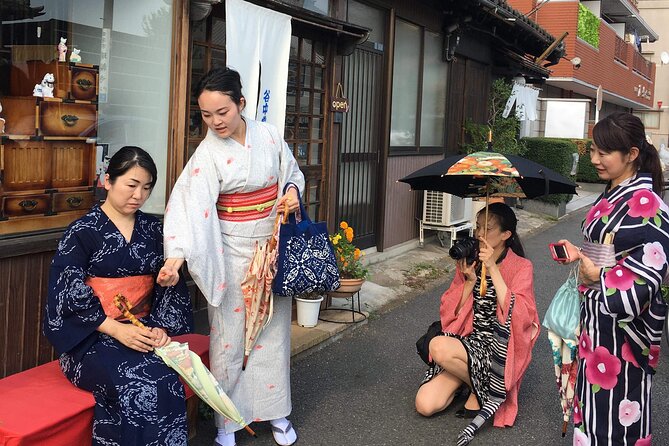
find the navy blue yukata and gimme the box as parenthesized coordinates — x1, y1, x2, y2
(43, 205, 194, 446)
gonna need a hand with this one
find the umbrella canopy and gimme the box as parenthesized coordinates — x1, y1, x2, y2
(398, 151, 577, 199)
(547, 330, 579, 437)
(399, 151, 577, 295)
(240, 208, 286, 370)
(113, 294, 256, 437)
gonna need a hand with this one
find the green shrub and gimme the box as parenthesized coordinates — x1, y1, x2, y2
(578, 3, 600, 48)
(522, 137, 578, 204)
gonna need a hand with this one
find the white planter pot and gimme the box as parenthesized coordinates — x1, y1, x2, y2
(295, 295, 324, 327)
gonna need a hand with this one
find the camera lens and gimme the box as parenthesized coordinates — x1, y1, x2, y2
(448, 237, 479, 264)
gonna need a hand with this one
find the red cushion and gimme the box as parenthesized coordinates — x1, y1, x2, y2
(0, 334, 209, 446)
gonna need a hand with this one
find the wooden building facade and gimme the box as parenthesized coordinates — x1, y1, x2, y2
(0, 0, 562, 377)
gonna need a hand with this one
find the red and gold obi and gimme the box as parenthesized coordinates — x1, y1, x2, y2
(86, 275, 153, 321)
(217, 183, 278, 222)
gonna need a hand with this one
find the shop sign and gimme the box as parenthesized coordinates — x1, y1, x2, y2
(330, 83, 350, 113)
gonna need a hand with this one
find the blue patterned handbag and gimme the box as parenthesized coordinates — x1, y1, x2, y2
(272, 188, 340, 297)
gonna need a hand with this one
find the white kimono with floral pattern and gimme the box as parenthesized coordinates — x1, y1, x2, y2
(164, 119, 304, 432)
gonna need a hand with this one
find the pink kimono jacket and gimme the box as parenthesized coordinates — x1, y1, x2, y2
(439, 249, 539, 428)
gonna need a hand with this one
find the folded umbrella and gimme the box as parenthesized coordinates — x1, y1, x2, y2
(547, 330, 579, 437)
(240, 206, 286, 370)
(114, 294, 256, 437)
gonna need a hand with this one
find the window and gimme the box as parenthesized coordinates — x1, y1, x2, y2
(0, 0, 174, 236)
(390, 20, 420, 147)
(420, 31, 448, 146)
(634, 110, 661, 129)
(283, 0, 331, 16)
(286, 35, 329, 221)
(187, 13, 226, 160)
(390, 19, 448, 154)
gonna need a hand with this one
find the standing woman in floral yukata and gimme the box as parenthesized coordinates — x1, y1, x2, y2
(559, 112, 669, 445)
(158, 67, 304, 446)
(44, 146, 194, 445)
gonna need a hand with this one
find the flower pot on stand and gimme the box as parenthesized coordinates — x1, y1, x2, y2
(295, 295, 324, 327)
(336, 278, 364, 294)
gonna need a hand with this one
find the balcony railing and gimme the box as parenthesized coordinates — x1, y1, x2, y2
(633, 51, 653, 79)
(614, 35, 628, 65)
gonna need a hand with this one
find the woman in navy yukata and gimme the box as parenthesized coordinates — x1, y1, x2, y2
(43, 146, 193, 446)
(559, 113, 669, 445)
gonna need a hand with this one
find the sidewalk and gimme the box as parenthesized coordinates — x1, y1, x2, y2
(289, 182, 602, 359)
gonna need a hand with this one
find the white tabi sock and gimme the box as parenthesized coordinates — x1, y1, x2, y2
(215, 428, 236, 446)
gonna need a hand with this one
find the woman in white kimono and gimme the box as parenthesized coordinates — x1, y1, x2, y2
(158, 67, 304, 446)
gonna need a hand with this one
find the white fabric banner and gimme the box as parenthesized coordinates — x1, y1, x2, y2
(225, 0, 291, 130)
(502, 82, 540, 121)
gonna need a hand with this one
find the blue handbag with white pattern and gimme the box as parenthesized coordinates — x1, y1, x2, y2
(272, 186, 340, 297)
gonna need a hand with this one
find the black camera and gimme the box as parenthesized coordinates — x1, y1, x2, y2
(448, 236, 479, 265)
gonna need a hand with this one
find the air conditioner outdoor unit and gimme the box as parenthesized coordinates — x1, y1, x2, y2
(422, 191, 472, 227)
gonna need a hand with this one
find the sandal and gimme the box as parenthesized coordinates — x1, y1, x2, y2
(271, 420, 297, 446)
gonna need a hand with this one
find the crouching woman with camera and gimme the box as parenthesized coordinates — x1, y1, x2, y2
(415, 203, 539, 444)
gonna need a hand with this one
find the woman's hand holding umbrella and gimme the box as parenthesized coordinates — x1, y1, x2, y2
(478, 237, 508, 307)
(113, 294, 257, 437)
(577, 255, 600, 287)
(150, 327, 171, 348)
(277, 186, 300, 213)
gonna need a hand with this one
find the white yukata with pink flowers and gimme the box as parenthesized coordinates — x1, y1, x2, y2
(574, 174, 669, 446)
(164, 118, 304, 433)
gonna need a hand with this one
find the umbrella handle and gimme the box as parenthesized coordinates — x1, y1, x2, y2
(479, 264, 487, 296)
(113, 294, 147, 329)
(269, 202, 289, 251)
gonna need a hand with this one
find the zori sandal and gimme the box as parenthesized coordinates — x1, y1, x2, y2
(271, 420, 297, 446)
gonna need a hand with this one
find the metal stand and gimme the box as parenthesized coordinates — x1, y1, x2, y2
(318, 289, 367, 324)
(419, 221, 473, 248)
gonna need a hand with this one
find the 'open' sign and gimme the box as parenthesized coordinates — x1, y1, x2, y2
(330, 97, 350, 112)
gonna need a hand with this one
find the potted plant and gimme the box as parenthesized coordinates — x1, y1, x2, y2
(294, 291, 324, 327)
(330, 221, 369, 293)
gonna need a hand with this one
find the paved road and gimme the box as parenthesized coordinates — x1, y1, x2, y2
(193, 208, 669, 446)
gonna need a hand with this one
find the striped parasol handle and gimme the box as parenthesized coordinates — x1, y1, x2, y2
(113, 293, 147, 329)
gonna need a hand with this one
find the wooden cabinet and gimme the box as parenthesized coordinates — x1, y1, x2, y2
(0, 64, 99, 236)
(10, 61, 99, 101)
(40, 101, 97, 137)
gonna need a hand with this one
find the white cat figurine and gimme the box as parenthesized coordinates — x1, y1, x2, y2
(69, 48, 81, 63)
(57, 37, 67, 62)
(33, 73, 55, 98)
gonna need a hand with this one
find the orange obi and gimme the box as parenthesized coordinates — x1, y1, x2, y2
(217, 183, 278, 222)
(85, 275, 153, 321)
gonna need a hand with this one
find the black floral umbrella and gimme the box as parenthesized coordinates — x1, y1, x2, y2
(399, 151, 577, 199)
(399, 151, 576, 289)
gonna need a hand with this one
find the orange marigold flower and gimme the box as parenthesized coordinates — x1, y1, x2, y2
(345, 227, 354, 242)
(340, 221, 349, 229)
(354, 248, 361, 260)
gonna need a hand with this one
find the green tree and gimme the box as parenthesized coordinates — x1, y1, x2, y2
(463, 78, 525, 156)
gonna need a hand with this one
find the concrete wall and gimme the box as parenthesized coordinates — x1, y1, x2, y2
(638, 1, 669, 148)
